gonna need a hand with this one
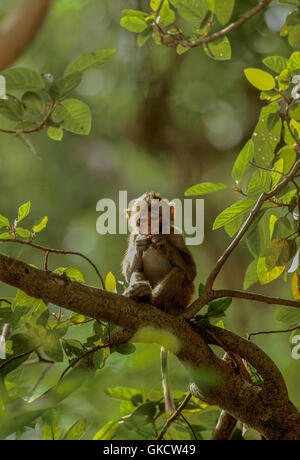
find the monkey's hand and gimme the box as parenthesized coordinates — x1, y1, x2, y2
(125, 280, 152, 300)
(151, 234, 166, 249)
(136, 234, 149, 252)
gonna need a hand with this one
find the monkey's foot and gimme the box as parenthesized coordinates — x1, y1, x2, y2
(124, 281, 152, 300)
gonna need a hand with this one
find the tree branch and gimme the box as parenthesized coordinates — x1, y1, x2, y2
(0, 251, 299, 438)
(185, 0, 273, 48)
(156, 393, 192, 440)
(0, 0, 52, 71)
(185, 159, 300, 320)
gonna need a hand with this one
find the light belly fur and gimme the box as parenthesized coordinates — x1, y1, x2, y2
(142, 246, 172, 286)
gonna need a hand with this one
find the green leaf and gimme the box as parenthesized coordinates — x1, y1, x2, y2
(232, 140, 254, 183)
(62, 419, 89, 440)
(277, 68, 292, 90)
(16, 227, 30, 238)
(213, 200, 256, 230)
(214, 0, 234, 25)
(289, 25, 300, 50)
(137, 28, 153, 47)
(246, 210, 268, 257)
(105, 272, 116, 292)
(252, 102, 281, 167)
(170, 0, 207, 23)
(276, 306, 300, 324)
(65, 267, 85, 283)
(271, 158, 284, 187)
(160, 0, 176, 26)
(207, 297, 232, 318)
(257, 239, 290, 284)
(50, 72, 82, 99)
(93, 349, 103, 368)
(47, 126, 63, 141)
(204, 36, 231, 60)
(290, 101, 300, 122)
(42, 330, 64, 362)
(0, 95, 24, 121)
(62, 338, 84, 357)
(122, 10, 149, 18)
(151, 0, 162, 11)
(93, 420, 120, 440)
(244, 68, 276, 91)
(0, 232, 13, 239)
(176, 44, 191, 55)
(17, 201, 31, 223)
(263, 56, 288, 74)
(0, 214, 9, 228)
(247, 169, 272, 200)
(120, 16, 148, 32)
(116, 343, 136, 355)
(65, 49, 117, 76)
(288, 52, 300, 71)
(105, 386, 145, 401)
(257, 259, 285, 284)
(54, 99, 91, 135)
(22, 92, 44, 114)
(32, 216, 48, 233)
(224, 212, 243, 237)
(185, 182, 227, 196)
(1, 68, 45, 91)
(42, 422, 60, 441)
(277, 145, 296, 173)
(243, 259, 258, 290)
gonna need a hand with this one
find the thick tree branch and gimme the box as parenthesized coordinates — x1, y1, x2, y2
(0, 0, 52, 71)
(0, 251, 300, 438)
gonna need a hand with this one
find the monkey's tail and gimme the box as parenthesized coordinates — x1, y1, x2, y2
(161, 346, 176, 413)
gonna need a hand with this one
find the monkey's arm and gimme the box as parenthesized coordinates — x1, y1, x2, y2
(152, 233, 197, 282)
(123, 234, 152, 299)
(122, 233, 142, 283)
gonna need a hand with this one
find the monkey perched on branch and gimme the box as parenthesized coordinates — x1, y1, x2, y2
(122, 191, 197, 412)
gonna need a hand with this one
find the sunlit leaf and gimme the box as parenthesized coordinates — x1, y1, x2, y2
(185, 182, 227, 196)
(244, 68, 276, 91)
(105, 272, 116, 292)
(17, 202, 31, 223)
(65, 49, 117, 76)
(213, 200, 255, 230)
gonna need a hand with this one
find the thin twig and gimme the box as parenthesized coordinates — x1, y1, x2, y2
(0, 238, 105, 289)
(157, 0, 273, 48)
(156, 393, 192, 440)
(28, 363, 53, 399)
(0, 347, 39, 371)
(247, 324, 300, 341)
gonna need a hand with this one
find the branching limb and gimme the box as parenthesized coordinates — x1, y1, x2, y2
(185, 159, 300, 320)
(0, 251, 299, 438)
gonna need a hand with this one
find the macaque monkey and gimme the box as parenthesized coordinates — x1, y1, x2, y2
(122, 191, 197, 412)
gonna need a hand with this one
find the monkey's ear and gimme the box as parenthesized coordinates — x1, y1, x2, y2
(125, 208, 132, 219)
(170, 202, 175, 221)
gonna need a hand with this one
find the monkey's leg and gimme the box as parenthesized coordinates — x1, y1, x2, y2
(161, 346, 176, 413)
(124, 271, 152, 302)
(152, 267, 190, 315)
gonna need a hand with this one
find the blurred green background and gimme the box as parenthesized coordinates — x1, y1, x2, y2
(0, 0, 299, 438)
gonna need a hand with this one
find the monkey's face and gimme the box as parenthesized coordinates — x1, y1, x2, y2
(126, 196, 174, 236)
